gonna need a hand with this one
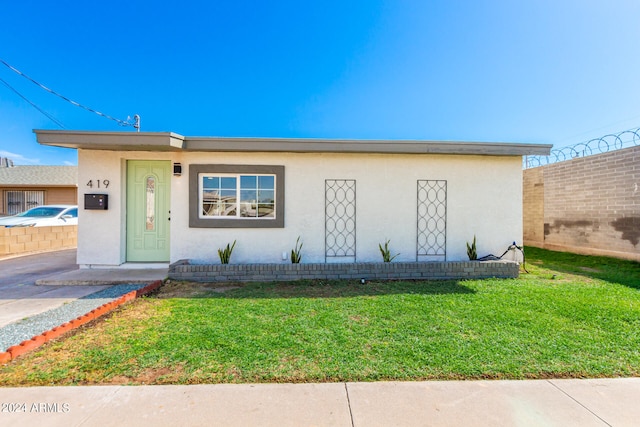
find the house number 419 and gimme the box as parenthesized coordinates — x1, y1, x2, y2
(86, 180, 110, 188)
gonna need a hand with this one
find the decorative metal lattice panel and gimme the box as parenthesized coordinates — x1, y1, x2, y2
(417, 180, 447, 260)
(325, 180, 356, 260)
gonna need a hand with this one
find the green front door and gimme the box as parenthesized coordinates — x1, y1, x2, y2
(126, 160, 170, 262)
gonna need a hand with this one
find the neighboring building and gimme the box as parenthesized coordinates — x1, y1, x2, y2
(0, 158, 77, 216)
(35, 130, 550, 269)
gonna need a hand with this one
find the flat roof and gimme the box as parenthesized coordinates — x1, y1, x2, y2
(34, 130, 552, 156)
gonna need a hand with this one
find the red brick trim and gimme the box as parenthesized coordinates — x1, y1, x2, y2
(0, 280, 163, 364)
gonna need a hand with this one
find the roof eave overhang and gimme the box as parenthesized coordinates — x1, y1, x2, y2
(186, 137, 552, 156)
(34, 130, 185, 152)
(34, 130, 552, 156)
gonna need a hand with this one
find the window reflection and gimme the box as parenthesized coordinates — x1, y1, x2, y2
(201, 174, 275, 218)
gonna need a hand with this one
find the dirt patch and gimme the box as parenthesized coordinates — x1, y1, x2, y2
(106, 366, 185, 385)
(579, 267, 601, 273)
(156, 281, 242, 298)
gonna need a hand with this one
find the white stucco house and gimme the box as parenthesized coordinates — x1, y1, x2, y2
(35, 130, 551, 271)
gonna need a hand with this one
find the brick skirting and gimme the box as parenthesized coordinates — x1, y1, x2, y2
(168, 260, 520, 282)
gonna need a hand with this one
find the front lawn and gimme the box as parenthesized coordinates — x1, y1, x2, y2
(1, 247, 639, 385)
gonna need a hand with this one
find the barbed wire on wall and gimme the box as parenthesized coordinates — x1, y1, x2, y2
(524, 126, 640, 168)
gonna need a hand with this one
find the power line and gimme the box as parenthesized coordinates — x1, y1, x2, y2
(0, 76, 65, 128)
(0, 58, 139, 131)
(554, 113, 640, 146)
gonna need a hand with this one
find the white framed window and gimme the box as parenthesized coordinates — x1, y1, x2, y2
(200, 174, 276, 219)
(189, 164, 284, 228)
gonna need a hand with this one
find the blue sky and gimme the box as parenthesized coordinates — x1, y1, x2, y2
(1, 1, 640, 165)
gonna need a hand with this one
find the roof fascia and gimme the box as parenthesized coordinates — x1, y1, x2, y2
(34, 130, 185, 152)
(186, 137, 552, 156)
(33, 130, 552, 156)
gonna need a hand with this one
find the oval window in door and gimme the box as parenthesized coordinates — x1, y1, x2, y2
(146, 176, 155, 231)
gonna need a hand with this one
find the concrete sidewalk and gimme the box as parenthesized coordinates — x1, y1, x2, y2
(1, 378, 638, 426)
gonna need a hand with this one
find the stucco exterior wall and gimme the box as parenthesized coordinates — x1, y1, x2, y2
(45, 187, 78, 205)
(77, 150, 176, 266)
(77, 149, 523, 267)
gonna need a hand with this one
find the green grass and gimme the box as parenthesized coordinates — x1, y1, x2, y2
(1, 247, 639, 385)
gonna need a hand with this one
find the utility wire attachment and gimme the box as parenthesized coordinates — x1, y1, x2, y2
(128, 114, 141, 132)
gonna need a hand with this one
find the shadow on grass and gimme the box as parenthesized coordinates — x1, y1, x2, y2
(525, 246, 640, 290)
(163, 279, 477, 299)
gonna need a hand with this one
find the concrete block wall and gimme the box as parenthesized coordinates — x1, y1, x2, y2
(0, 225, 77, 256)
(169, 260, 520, 282)
(523, 167, 544, 245)
(523, 145, 639, 261)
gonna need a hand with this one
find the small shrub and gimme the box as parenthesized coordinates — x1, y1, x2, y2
(379, 239, 399, 262)
(291, 236, 303, 264)
(218, 240, 236, 264)
(467, 235, 477, 260)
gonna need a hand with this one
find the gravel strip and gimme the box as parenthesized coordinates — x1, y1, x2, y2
(0, 284, 145, 352)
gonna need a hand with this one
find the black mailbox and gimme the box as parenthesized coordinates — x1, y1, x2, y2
(84, 194, 108, 210)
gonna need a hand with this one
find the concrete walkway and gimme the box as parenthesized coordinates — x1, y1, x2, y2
(0, 249, 167, 328)
(0, 283, 110, 328)
(0, 249, 96, 328)
(1, 378, 639, 426)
